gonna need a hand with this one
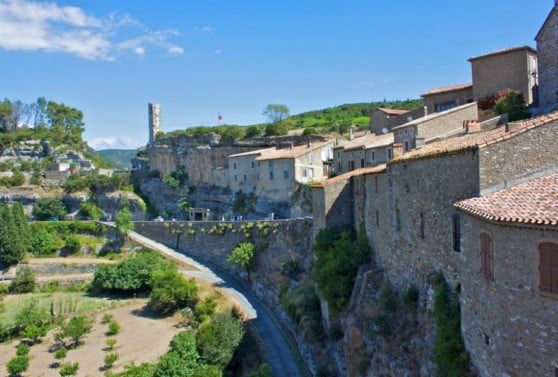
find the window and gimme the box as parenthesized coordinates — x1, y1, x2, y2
(420, 212, 425, 239)
(269, 171, 274, 180)
(539, 242, 558, 294)
(452, 214, 461, 252)
(349, 160, 355, 171)
(375, 211, 379, 227)
(256, 173, 259, 180)
(435, 102, 457, 112)
(387, 148, 393, 160)
(360, 159, 365, 168)
(309, 154, 314, 164)
(374, 176, 378, 193)
(233, 162, 237, 170)
(268, 160, 273, 167)
(337, 151, 340, 158)
(480, 232, 493, 281)
(338, 162, 342, 172)
(243, 174, 247, 181)
(303, 169, 307, 178)
(251, 161, 255, 168)
(234, 175, 237, 182)
(308, 168, 314, 178)
(404, 141, 409, 152)
(395, 202, 401, 232)
(404, 129, 408, 134)
(371, 151, 376, 162)
(283, 170, 289, 179)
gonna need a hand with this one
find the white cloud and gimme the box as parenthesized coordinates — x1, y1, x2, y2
(360, 80, 375, 88)
(0, 0, 184, 60)
(88, 135, 143, 150)
(200, 26, 214, 33)
(214, 48, 223, 55)
(168, 46, 184, 55)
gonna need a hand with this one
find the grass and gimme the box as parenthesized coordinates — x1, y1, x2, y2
(0, 292, 136, 327)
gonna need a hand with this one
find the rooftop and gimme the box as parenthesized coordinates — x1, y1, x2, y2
(422, 83, 472, 96)
(392, 102, 477, 132)
(334, 133, 379, 151)
(455, 172, 558, 227)
(392, 110, 558, 163)
(363, 133, 394, 150)
(254, 140, 332, 161)
(312, 164, 387, 187)
(468, 46, 537, 62)
(376, 107, 410, 116)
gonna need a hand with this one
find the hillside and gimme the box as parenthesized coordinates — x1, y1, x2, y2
(97, 149, 137, 170)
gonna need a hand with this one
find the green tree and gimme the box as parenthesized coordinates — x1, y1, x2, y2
(178, 197, 191, 212)
(149, 267, 199, 315)
(6, 355, 29, 376)
(30, 225, 56, 256)
(227, 242, 255, 280)
(64, 235, 81, 254)
(120, 363, 155, 377)
(10, 268, 36, 294)
(115, 208, 134, 236)
(61, 316, 93, 347)
(108, 321, 121, 336)
(245, 125, 263, 138)
(192, 365, 223, 377)
(79, 200, 104, 220)
(54, 347, 68, 361)
(196, 312, 244, 367)
(262, 104, 290, 123)
(0, 99, 14, 132)
(59, 362, 79, 377)
(46, 101, 85, 148)
(32, 197, 67, 220)
(264, 122, 288, 136)
(248, 364, 272, 377)
(104, 352, 119, 370)
(21, 323, 47, 344)
(0, 204, 27, 265)
(494, 91, 530, 122)
(154, 331, 200, 377)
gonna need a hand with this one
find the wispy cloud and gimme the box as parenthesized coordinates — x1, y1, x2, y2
(89, 135, 143, 150)
(200, 26, 214, 33)
(0, 0, 184, 60)
(214, 48, 223, 55)
(360, 80, 375, 88)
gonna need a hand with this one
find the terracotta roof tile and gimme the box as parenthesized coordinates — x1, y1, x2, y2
(391, 110, 558, 163)
(422, 83, 472, 96)
(334, 133, 379, 151)
(312, 164, 387, 187)
(255, 140, 333, 161)
(455, 173, 558, 227)
(376, 107, 410, 116)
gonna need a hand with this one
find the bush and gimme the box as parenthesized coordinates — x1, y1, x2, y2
(196, 312, 245, 367)
(120, 363, 155, 377)
(227, 242, 254, 271)
(60, 316, 93, 347)
(154, 332, 200, 377)
(6, 355, 29, 376)
(312, 225, 370, 312)
(91, 251, 166, 294)
(16, 344, 30, 356)
(162, 173, 180, 189)
(64, 235, 81, 254)
(108, 321, 120, 336)
(13, 301, 50, 335)
(115, 208, 134, 236)
(106, 337, 117, 350)
(21, 323, 47, 343)
(59, 362, 79, 377)
(30, 226, 56, 256)
(302, 126, 318, 136)
(245, 125, 263, 138)
(10, 268, 36, 294)
(194, 295, 218, 323)
(193, 365, 223, 377)
(104, 352, 119, 369)
(494, 91, 530, 121)
(32, 197, 67, 220)
(54, 347, 68, 360)
(78, 200, 104, 220)
(264, 122, 288, 136)
(102, 313, 114, 324)
(148, 267, 199, 315)
(248, 364, 272, 377)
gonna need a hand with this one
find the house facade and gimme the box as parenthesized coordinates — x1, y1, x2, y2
(332, 133, 393, 174)
(455, 173, 558, 377)
(421, 83, 473, 114)
(469, 46, 538, 105)
(536, 1, 558, 113)
(370, 107, 425, 135)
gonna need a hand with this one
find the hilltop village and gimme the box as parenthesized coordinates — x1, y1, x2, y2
(0, 2, 557, 377)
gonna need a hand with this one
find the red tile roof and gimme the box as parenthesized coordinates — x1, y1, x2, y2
(455, 173, 558, 227)
(391, 110, 558, 163)
(376, 107, 410, 116)
(468, 46, 537, 62)
(422, 83, 472, 96)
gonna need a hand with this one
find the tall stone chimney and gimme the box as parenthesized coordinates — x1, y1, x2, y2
(148, 103, 161, 144)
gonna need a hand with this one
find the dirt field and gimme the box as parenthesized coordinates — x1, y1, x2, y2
(0, 300, 182, 377)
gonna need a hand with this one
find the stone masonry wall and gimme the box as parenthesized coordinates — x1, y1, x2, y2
(460, 216, 558, 377)
(479, 118, 558, 194)
(310, 178, 353, 239)
(537, 6, 558, 111)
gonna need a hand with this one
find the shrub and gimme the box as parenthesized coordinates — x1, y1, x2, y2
(248, 364, 272, 377)
(102, 313, 114, 324)
(59, 362, 79, 377)
(6, 355, 29, 376)
(16, 344, 30, 356)
(194, 295, 218, 323)
(21, 323, 47, 343)
(162, 173, 180, 189)
(149, 267, 199, 315)
(108, 321, 120, 336)
(10, 268, 36, 294)
(120, 363, 155, 377)
(104, 352, 119, 369)
(105, 337, 117, 350)
(245, 125, 263, 138)
(79, 200, 104, 220)
(227, 242, 254, 271)
(13, 301, 49, 335)
(60, 316, 93, 347)
(115, 208, 134, 236)
(494, 91, 530, 121)
(54, 347, 68, 360)
(302, 126, 318, 136)
(32, 197, 67, 220)
(30, 226, 56, 256)
(193, 365, 223, 377)
(0, 204, 28, 265)
(64, 235, 81, 254)
(154, 332, 200, 377)
(196, 312, 245, 367)
(264, 122, 288, 136)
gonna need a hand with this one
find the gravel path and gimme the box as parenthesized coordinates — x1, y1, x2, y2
(127, 230, 305, 377)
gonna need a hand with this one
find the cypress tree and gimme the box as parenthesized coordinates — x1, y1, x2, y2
(0, 204, 26, 266)
(12, 203, 30, 252)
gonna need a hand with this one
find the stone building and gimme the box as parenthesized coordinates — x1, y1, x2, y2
(148, 103, 161, 144)
(536, 1, 558, 113)
(392, 102, 478, 151)
(421, 83, 473, 114)
(455, 173, 558, 377)
(370, 107, 425, 135)
(332, 133, 393, 174)
(469, 46, 538, 105)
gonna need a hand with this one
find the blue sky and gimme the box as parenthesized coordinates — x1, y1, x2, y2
(0, 0, 553, 149)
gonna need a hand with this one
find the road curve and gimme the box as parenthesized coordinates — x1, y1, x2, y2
(127, 230, 304, 377)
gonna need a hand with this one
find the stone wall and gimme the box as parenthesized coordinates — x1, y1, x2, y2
(310, 178, 353, 239)
(422, 86, 473, 115)
(460, 216, 558, 377)
(537, 6, 558, 112)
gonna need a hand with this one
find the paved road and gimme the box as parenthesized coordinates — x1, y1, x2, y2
(127, 230, 304, 377)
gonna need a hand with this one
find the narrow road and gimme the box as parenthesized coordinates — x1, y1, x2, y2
(127, 230, 304, 377)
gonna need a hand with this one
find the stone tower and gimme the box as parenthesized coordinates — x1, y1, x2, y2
(148, 103, 161, 144)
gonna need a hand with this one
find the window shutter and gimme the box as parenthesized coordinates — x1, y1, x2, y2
(539, 242, 558, 293)
(480, 233, 492, 280)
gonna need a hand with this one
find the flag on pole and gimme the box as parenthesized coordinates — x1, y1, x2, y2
(218, 113, 223, 123)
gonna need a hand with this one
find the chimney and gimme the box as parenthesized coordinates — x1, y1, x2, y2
(349, 126, 355, 141)
(392, 143, 404, 158)
(465, 120, 482, 134)
(424, 106, 428, 116)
